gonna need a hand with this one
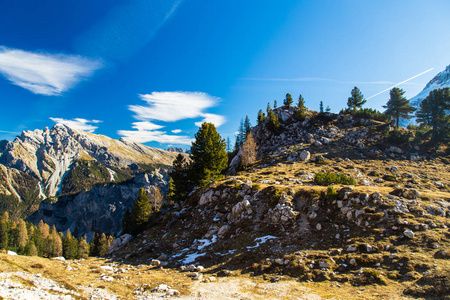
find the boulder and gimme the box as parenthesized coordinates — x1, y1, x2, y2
(299, 150, 311, 162)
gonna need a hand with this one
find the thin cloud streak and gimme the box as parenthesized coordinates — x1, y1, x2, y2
(50, 118, 102, 133)
(239, 77, 421, 86)
(0, 46, 102, 95)
(0, 130, 20, 134)
(366, 68, 435, 100)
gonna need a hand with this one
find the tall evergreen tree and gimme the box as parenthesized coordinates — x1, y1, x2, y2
(416, 88, 450, 142)
(190, 122, 228, 187)
(383, 87, 416, 128)
(267, 108, 280, 132)
(243, 115, 252, 135)
(77, 237, 89, 259)
(63, 230, 78, 259)
(283, 93, 293, 107)
(320, 101, 324, 113)
(168, 154, 191, 203)
(0, 219, 8, 250)
(226, 137, 232, 152)
(17, 219, 28, 249)
(257, 109, 266, 125)
(130, 188, 152, 231)
(274, 100, 277, 108)
(297, 94, 305, 110)
(266, 102, 271, 114)
(347, 86, 366, 110)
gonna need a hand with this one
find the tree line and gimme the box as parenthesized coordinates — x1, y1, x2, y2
(0, 212, 113, 259)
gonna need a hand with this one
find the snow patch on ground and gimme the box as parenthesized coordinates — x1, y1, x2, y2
(247, 235, 278, 249)
(180, 235, 217, 264)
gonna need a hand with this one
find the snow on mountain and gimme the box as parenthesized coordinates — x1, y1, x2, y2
(401, 64, 450, 127)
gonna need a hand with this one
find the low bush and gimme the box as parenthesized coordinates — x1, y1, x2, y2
(314, 171, 356, 186)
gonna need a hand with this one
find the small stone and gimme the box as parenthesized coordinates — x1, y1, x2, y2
(316, 223, 322, 231)
(403, 229, 415, 239)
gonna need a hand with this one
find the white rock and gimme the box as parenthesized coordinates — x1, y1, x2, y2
(319, 261, 331, 268)
(403, 229, 415, 239)
(347, 246, 357, 252)
(51, 256, 66, 261)
(6, 251, 17, 256)
(100, 265, 114, 272)
(151, 259, 161, 267)
(316, 223, 322, 231)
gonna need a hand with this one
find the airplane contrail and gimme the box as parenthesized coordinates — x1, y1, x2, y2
(366, 68, 435, 100)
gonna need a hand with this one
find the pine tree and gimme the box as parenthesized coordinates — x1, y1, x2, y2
(347, 86, 366, 110)
(0, 219, 8, 250)
(283, 93, 293, 107)
(168, 154, 191, 203)
(274, 100, 277, 108)
(121, 209, 133, 234)
(130, 188, 152, 231)
(77, 237, 89, 259)
(383, 87, 416, 128)
(266, 102, 271, 114)
(63, 230, 78, 259)
(416, 88, 450, 142)
(190, 122, 228, 187)
(243, 115, 252, 135)
(295, 94, 307, 120)
(240, 133, 257, 169)
(91, 232, 108, 257)
(257, 109, 266, 125)
(326, 106, 331, 112)
(235, 119, 246, 150)
(298, 94, 305, 110)
(320, 101, 324, 113)
(226, 137, 232, 152)
(24, 241, 38, 256)
(267, 108, 280, 132)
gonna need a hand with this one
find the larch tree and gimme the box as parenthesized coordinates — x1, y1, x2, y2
(257, 109, 266, 125)
(383, 87, 416, 128)
(17, 219, 28, 248)
(77, 237, 89, 259)
(240, 133, 258, 169)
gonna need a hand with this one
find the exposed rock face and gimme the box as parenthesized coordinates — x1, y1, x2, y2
(0, 124, 181, 235)
(28, 168, 170, 239)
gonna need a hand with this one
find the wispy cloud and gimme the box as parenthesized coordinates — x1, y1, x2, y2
(366, 68, 435, 100)
(118, 122, 193, 145)
(130, 91, 222, 123)
(239, 77, 421, 86)
(74, 0, 183, 62)
(194, 113, 226, 127)
(50, 118, 102, 133)
(0, 47, 102, 96)
(0, 130, 20, 134)
(119, 91, 225, 145)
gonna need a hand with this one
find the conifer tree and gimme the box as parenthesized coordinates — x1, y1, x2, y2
(25, 240, 38, 256)
(274, 100, 277, 108)
(168, 154, 191, 203)
(283, 93, 293, 107)
(63, 230, 78, 259)
(91, 232, 108, 257)
(320, 101, 324, 113)
(190, 122, 228, 186)
(267, 108, 280, 132)
(326, 106, 331, 112)
(243, 115, 252, 135)
(77, 237, 89, 259)
(240, 133, 257, 169)
(347, 86, 366, 110)
(226, 137, 232, 152)
(383, 87, 416, 128)
(0, 219, 8, 250)
(416, 88, 450, 142)
(266, 102, 271, 114)
(38, 220, 50, 240)
(51, 229, 62, 257)
(257, 109, 266, 125)
(130, 188, 152, 231)
(295, 94, 307, 120)
(17, 219, 28, 249)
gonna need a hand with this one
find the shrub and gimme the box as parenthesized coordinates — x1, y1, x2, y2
(314, 171, 356, 186)
(326, 185, 338, 201)
(385, 129, 413, 145)
(340, 108, 391, 123)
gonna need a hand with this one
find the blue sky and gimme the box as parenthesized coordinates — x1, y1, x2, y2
(0, 0, 449, 148)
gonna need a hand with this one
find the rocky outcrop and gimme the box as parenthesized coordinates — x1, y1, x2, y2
(28, 168, 169, 239)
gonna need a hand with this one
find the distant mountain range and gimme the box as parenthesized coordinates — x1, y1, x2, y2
(401, 64, 450, 127)
(0, 125, 180, 238)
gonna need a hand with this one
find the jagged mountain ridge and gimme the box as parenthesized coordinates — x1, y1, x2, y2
(0, 124, 181, 221)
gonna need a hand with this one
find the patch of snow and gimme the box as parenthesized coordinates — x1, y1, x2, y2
(247, 235, 278, 249)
